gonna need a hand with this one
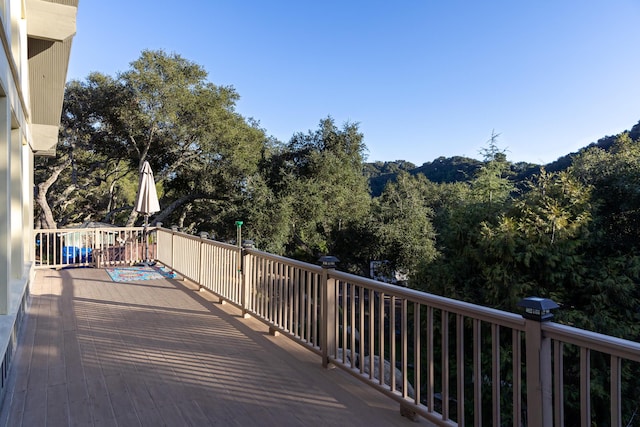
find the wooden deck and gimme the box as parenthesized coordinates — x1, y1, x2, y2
(0, 268, 428, 426)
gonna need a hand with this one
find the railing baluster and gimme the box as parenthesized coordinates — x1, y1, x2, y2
(474, 319, 482, 427)
(401, 298, 408, 398)
(378, 292, 385, 382)
(427, 305, 434, 413)
(283, 264, 289, 328)
(441, 309, 449, 420)
(513, 329, 522, 427)
(553, 340, 564, 427)
(305, 270, 311, 343)
(611, 355, 621, 427)
(414, 302, 421, 405)
(350, 283, 356, 369)
(263, 257, 269, 319)
(286, 263, 291, 332)
(311, 272, 317, 347)
(369, 288, 376, 385)
(457, 314, 465, 426)
(341, 281, 347, 363)
(492, 323, 500, 426)
(291, 266, 298, 336)
(361, 288, 367, 376)
(389, 296, 396, 385)
(581, 347, 591, 427)
(269, 260, 275, 321)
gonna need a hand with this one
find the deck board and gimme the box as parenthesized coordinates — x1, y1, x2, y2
(0, 268, 429, 426)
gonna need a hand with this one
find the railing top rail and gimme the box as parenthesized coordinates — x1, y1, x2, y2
(156, 227, 240, 251)
(35, 226, 146, 233)
(244, 248, 324, 274)
(543, 321, 640, 362)
(331, 268, 526, 330)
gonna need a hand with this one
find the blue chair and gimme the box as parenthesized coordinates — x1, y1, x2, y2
(79, 247, 93, 263)
(62, 246, 79, 264)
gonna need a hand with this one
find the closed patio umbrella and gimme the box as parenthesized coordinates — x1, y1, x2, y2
(135, 161, 160, 217)
(135, 161, 160, 264)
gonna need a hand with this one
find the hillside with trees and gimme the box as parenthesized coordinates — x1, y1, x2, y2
(367, 121, 640, 196)
(37, 50, 640, 350)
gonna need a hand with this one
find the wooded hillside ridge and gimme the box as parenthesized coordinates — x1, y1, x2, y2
(365, 119, 640, 196)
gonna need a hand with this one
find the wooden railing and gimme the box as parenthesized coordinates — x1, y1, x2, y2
(36, 226, 640, 426)
(155, 228, 640, 426)
(34, 226, 155, 269)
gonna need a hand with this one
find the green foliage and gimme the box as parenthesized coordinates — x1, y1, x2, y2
(571, 132, 640, 252)
(367, 156, 482, 197)
(471, 132, 514, 204)
(478, 170, 593, 309)
(38, 50, 267, 232)
(373, 171, 438, 276)
(264, 117, 372, 261)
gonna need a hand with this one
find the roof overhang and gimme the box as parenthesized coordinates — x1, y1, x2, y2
(26, 0, 78, 157)
(27, 0, 77, 42)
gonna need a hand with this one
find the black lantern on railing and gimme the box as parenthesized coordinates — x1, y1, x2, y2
(318, 256, 340, 269)
(517, 297, 559, 322)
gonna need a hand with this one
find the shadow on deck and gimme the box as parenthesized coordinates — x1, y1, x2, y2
(0, 268, 428, 426)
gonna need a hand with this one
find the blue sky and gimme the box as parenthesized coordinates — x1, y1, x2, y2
(68, 1, 640, 165)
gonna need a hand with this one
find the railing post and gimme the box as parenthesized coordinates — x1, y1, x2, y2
(155, 222, 162, 263)
(171, 225, 178, 270)
(518, 297, 558, 427)
(198, 232, 209, 290)
(319, 256, 339, 369)
(155, 222, 162, 262)
(241, 240, 254, 319)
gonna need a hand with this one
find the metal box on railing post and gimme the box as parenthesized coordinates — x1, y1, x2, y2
(518, 297, 558, 427)
(319, 256, 339, 368)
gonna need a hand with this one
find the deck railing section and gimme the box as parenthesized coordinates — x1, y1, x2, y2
(34, 226, 153, 269)
(155, 228, 243, 306)
(542, 322, 640, 427)
(324, 267, 530, 426)
(36, 227, 640, 426)
(243, 250, 324, 351)
(172, 229, 640, 427)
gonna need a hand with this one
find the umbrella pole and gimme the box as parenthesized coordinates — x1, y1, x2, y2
(144, 214, 149, 263)
(136, 215, 154, 267)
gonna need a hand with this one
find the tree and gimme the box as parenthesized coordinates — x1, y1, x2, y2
(477, 170, 593, 310)
(267, 117, 371, 261)
(373, 171, 438, 280)
(570, 132, 640, 252)
(35, 73, 137, 227)
(36, 50, 267, 232)
(471, 131, 514, 204)
(117, 50, 265, 227)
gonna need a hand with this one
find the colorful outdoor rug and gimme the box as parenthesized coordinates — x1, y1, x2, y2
(105, 266, 176, 282)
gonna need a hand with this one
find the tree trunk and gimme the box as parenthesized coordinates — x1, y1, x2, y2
(150, 193, 203, 226)
(125, 209, 139, 227)
(35, 158, 72, 229)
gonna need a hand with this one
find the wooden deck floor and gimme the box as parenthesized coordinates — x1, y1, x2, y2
(0, 268, 428, 426)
